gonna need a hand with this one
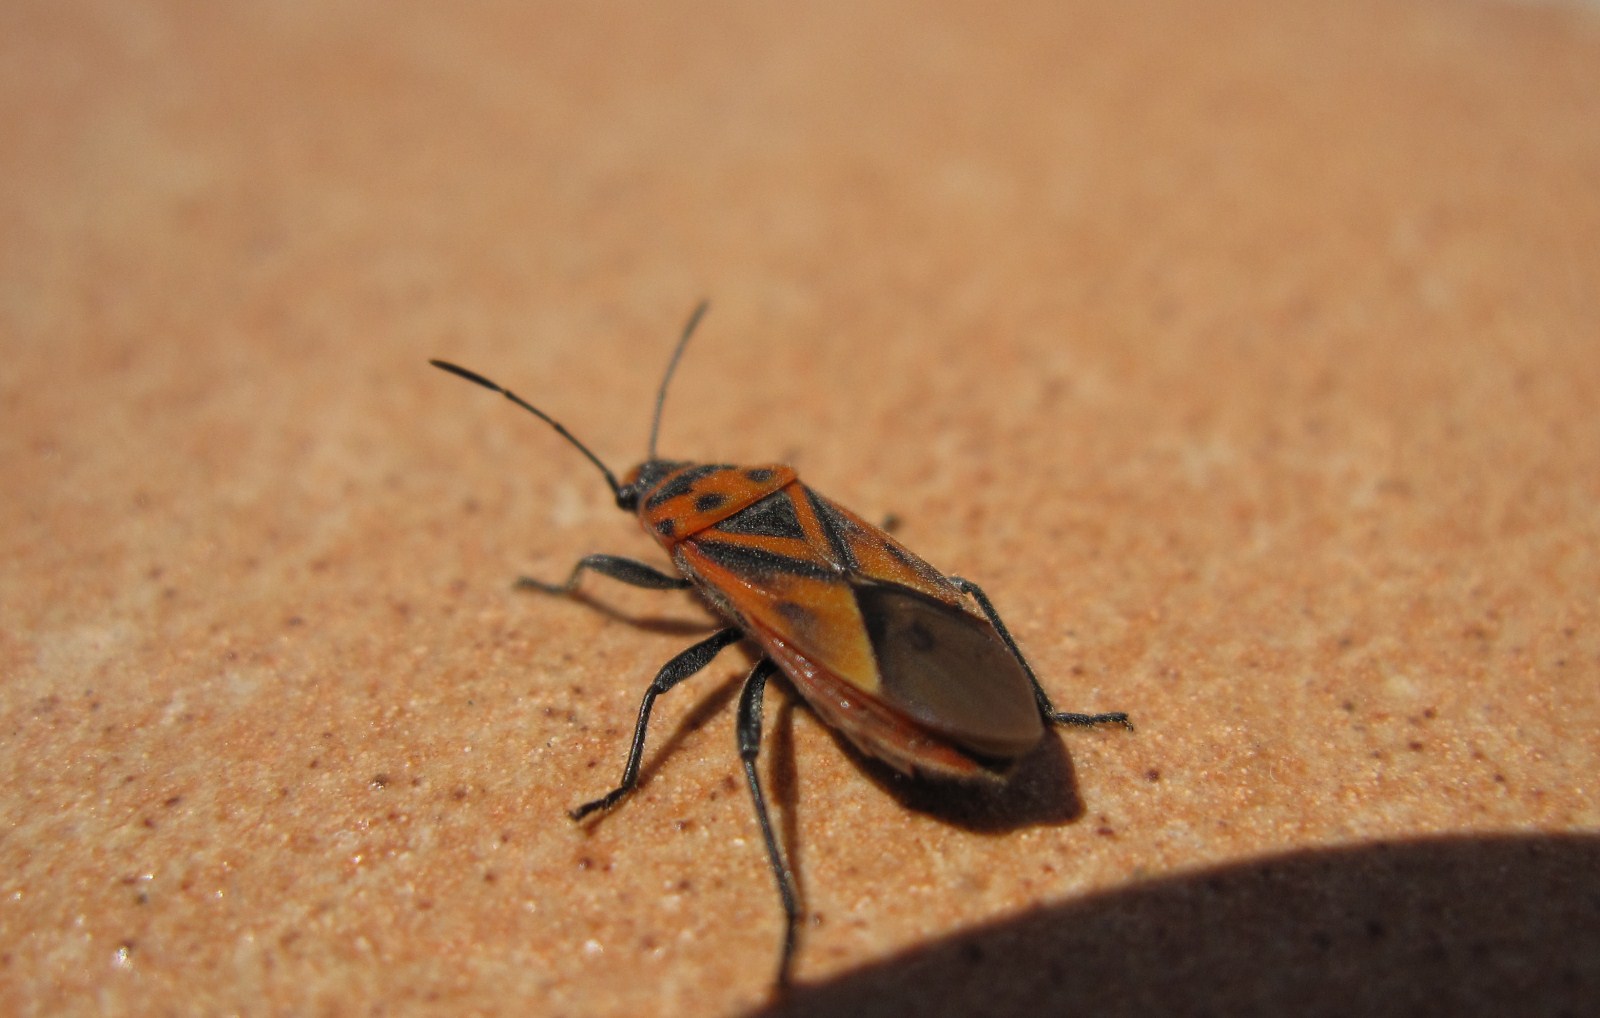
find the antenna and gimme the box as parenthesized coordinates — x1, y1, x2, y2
(429, 359, 623, 502)
(647, 300, 710, 461)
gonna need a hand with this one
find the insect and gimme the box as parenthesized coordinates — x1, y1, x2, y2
(430, 303, 1132, 986)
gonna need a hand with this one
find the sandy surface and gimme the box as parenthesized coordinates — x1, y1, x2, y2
(3, 1, 1598, 1015)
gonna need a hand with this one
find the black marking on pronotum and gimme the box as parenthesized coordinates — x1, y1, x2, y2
(713, 491, 807, 541)
(644, 464, 734, 510)
(656, 519, 677, 538)
(692, 540, 837, 582)
(744, 467, 777, 483)
(695, 492, 730, 513)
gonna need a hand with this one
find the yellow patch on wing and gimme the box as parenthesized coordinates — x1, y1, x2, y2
(675, 540, 883, 697)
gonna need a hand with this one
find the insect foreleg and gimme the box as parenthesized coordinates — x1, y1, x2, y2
(569, 627, 744, 821)
(948, 576, 1133, 732)
(517, 553, 692, 595)
(736, 658, 799, 988)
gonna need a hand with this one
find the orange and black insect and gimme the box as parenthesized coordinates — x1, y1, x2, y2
(430, 303, 1131, 986)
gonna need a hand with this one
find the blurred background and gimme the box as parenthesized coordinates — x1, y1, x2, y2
(3, 2, 1597, 1015)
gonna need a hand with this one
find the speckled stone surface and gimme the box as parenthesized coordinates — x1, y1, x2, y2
(3, 2, 1598, 1016)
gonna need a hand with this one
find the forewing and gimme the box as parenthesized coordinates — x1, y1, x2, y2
(803, 490, 1045, 758)
(800, 490, 959, 603)
(675, 482, 892, 697)
(856, 582, 1044, 759)
(678, 481, 1046, 764)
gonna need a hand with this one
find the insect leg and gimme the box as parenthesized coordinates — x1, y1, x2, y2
(517, 553, 691, 594)
(949, 576, 1134, 732)
(736, 658, 799, 988)
(570, 627, 744, 821)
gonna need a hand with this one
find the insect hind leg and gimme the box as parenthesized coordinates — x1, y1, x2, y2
(737, 658, 800, 988)
(517, 553, 691, 594)
(569, 627, 743, 821)
(948, 576, 1134, 732)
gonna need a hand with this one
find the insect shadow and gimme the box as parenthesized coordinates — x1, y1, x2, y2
(573, 646, 1087, 862)
(814, 712, 1086, 834)
(550, 586, 721, 638)
(757, 683, 1089, 925)
(546, 568, 1091, 838)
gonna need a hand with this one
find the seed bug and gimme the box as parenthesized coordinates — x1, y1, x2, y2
(430, 303, 1132, 986)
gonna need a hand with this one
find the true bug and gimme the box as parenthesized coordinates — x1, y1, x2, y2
(430, 303, 1131, 986)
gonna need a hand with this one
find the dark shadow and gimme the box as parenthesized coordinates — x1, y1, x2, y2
(512, 571, 722, 637)
(746, 832, 1600, 1018)
(534, 587, 721, 637)
(843, 732, 1086, 833)
(769, 690, 805, 916)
